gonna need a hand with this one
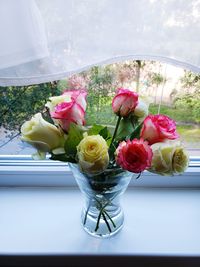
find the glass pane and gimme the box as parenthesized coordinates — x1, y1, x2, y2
(0, 61, 199, 157)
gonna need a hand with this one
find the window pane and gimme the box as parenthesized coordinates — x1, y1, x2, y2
(0, 61, 199, 157)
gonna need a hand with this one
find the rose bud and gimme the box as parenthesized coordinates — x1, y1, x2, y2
(133, 100, 149, 119)
(140, 114, 179, 145)
(116, 139, 153, 173)
(21, 113, 64, 152)
(148, 141, 189, 176)
(77, 134, 109, 174)
(112, 88, 138, 117)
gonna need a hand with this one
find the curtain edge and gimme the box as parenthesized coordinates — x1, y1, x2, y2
(0, 54, 199, 87)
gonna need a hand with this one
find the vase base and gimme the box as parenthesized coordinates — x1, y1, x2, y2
(82, 223, 123, 238)
(81, 210, 124, 238)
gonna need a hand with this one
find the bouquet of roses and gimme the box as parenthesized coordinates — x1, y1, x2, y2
(21, 87, 189, 236)
(21, 88, 189, 177)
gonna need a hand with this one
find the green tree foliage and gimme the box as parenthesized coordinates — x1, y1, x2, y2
(86, 65, 116, 125)
(174, 71, 200, 123)
(0, 82, 61, 136)
(180, 71, 200, 89)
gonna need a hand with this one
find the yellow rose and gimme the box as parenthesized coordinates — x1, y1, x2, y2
(77, 134, 109, 174)
(148, 141, 189, 176)
(21, 113, 64, 152)
(45, 94, 71, 112)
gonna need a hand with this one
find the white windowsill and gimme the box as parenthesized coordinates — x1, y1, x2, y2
(0, 186, 200, 257)
(0, 156, 200, 266)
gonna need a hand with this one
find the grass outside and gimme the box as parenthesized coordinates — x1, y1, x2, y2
(177, 125, 200, 149)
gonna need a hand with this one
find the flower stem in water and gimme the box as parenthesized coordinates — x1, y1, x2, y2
(103, 210, 116, 228)
(102, 212, 112, 233)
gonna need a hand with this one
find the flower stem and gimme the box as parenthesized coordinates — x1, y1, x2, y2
(103, 210, 116, 228)
(83, 201, 91, 225)
(109, 115, 121, 150)
(102, 212, 112, 233)
(135, 172, 142, 180)
(95, 203, 108, 232)
(91, 194, 119, 233)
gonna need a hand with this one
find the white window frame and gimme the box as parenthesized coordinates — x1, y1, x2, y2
(0, 155, 200, 187)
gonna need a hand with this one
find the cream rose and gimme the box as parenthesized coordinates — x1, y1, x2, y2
(77, 134, 109, 174)
(148, 141, 189, 176)
(133, 100, 149, 119)
(21, 113, 64, 152)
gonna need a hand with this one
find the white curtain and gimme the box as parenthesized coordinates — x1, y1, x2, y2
(0, 0, 200, 86)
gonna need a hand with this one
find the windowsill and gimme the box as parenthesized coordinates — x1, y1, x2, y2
(1, 157, 200, 266)
(1, 186, 200, 255)
(0, 166, 200, 188)
(0, 155, 200, 187)
(0, 186, 200, 266)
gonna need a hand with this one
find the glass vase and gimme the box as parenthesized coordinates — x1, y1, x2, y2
(69, 163, 132, 238)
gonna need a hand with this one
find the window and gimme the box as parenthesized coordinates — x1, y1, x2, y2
(0, 60, 199, 187)
(1, 61, 200, 263)
(1, 61, 200, 158)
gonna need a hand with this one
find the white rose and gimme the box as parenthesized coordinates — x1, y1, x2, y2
(134, 100, 149, 118)
(21, 113, 64, 152)
(148, 141, 189, 176)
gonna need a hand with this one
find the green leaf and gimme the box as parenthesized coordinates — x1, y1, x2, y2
(64, 123, 84, 158)
(99, 127, 109, 139)
(50, 153, 76, 163)
(108, 140, 119, 162)
(129, 122, 143, 140)
(88, 124, 112, 146)
(88, 124, 105, 135)
(99, 127, 112, 143)
(116, 118, 134, 141)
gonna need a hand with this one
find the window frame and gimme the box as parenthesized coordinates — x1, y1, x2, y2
(0, 155, 200, 188)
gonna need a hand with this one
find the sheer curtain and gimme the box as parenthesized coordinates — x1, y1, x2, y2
(0, 0, 200, 86)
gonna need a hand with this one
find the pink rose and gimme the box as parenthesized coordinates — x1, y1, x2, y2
(116, 139, 153, 173)
(112, 88, 138, 117)
(140, 114, 179, 145)
(63, 89, 87, 112)
(51, 90, 87, 132)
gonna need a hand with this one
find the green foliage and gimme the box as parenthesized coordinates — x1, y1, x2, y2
(173, 71, 200, 123)
(150, 72, 166, 85)
(88, 124, 106, 136)
(86, 66, 116, 124)
(50, 153, 76, 163)
(0, 82, 61, 134)
(180, 71, 200, 88)
(129, 122, 143, 140)
(88, 124, 112, 145)
(57, 80, 68, 91)
(116, 118, 134, 141)
(64, 123, 84, 158)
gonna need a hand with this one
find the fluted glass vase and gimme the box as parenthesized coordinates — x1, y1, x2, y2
(69, 163, 132, 238)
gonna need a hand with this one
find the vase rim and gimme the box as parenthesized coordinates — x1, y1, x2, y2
(68, 162, 129, 174)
